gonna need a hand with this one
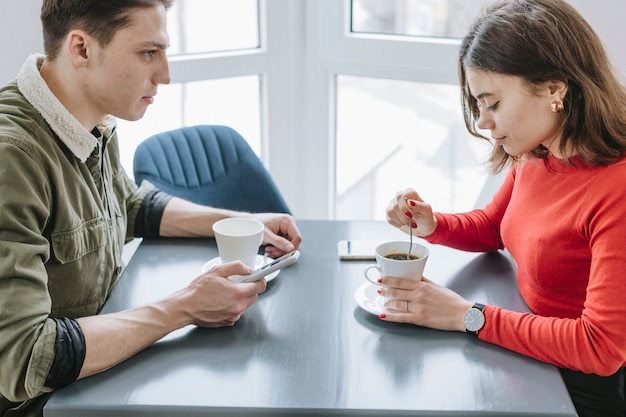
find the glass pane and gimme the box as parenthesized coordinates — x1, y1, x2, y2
(351, 0, 492, 39)
(167, 0, 259, 55)
(335, 75, 492, 220)
(117, 76, 261, 179)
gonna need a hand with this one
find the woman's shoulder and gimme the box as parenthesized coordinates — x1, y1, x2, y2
(581, 155, 626, 198)
(597, 154, 626, 176)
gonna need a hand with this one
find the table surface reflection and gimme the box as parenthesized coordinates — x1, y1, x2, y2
(45, 220, 576, 416)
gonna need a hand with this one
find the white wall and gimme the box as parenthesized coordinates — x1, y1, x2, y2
(568, 0, 626, 80)
(0, 1, 42, 85)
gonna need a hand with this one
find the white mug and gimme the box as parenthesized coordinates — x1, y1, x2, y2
(212, 218, 264, 268)
(363, 241, 429, 285)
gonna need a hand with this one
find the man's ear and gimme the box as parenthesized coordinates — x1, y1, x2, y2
(66, 30, 92, 66)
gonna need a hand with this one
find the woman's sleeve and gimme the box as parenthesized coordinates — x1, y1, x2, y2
(478, 170, 626, 376)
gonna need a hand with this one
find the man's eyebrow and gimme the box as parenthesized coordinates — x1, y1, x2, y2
(141, 41, 169, 49)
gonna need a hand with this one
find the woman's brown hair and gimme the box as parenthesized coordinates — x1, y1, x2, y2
(459, 0, 626, 173)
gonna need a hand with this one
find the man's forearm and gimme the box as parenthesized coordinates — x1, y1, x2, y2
(76, 295, 189, 379)
(159, 197, 248, 237)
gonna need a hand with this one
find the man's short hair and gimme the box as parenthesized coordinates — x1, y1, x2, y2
(41, 0, 174, 60)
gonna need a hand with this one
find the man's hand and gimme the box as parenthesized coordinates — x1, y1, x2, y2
(251, 213, 303, 258)
(180, 261, 267, 328)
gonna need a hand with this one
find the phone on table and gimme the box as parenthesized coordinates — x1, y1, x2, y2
(337, 240, 380, 260)
(229, 250, 301, 283)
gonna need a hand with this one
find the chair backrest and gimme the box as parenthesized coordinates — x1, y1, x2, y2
(133, 125, 291, 214)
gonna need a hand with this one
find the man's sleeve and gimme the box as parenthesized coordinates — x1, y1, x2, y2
(133, 188, 173, 238)
(44, 318, 86, 389)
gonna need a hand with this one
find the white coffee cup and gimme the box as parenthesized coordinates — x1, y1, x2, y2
(212, 218, 265, 268)
(363, 241, 429, 286)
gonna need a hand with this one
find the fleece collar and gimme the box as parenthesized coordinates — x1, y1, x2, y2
(16, 54, 117, 163)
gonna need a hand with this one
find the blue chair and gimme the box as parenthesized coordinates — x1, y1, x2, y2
(133, 125, 291, 214)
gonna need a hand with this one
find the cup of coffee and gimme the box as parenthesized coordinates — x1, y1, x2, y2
(212, 218, 265, 268)
(363, 241, 429, 285)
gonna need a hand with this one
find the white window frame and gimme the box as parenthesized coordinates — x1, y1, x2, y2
(164, 0, 464, 219)
(293, 0, 463, 218)
(165, 0, 305, 214)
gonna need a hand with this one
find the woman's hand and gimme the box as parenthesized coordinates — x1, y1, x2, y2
(250, 213, 303, 258)
(377, 275, 473, 332)
(386, 188, 437, 237)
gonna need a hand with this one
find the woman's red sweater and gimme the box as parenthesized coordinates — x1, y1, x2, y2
(425, 155, 626, 375)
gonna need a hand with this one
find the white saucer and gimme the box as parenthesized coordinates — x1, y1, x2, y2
(354, 282, 387, 316)
(201, 255, 280, 282)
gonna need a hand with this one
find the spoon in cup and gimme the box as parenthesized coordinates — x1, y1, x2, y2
(405, 197, 413, 260)
(407, 216, 413, 260)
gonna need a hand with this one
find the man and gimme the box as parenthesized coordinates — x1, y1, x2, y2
(0, 1, 302, 415)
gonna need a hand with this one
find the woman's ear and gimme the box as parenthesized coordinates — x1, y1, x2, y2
(547, 79, 568, 100)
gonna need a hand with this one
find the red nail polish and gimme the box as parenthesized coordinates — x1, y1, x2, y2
(377, 278, 383, 283)
(410, 200, 416, 207)
(377, 288, 382, 294)
(379, 314, 387, 319)
(405, 211, 413, 218)
(412, 222, 417, 229)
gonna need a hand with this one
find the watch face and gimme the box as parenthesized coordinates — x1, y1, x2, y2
(464, 308, 485, 332)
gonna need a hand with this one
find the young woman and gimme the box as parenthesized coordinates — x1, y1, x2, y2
(383, 1, 626, 416)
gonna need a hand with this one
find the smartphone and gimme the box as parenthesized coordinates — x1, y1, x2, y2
(337, 240, 380, 260)
(229, 250, 301, 283)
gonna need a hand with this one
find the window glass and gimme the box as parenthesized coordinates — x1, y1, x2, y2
(117, 76, 261, 179)
(167, 0, 259, 55)
(351, 0, 492, 39)
(335, 75, 492, 220)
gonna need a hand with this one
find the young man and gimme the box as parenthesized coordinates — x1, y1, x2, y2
(0, 1, 302, 415)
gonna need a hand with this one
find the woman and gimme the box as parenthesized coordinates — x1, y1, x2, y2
(383, 1, 626, 415)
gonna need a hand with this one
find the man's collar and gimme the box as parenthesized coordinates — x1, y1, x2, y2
(16, 54, 117, 163)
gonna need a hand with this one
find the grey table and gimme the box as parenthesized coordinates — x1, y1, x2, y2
(45, 220, 577, 416)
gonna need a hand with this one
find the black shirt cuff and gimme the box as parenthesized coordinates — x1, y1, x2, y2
(134, 189, 173, 238)
(44, 317, 86, 389)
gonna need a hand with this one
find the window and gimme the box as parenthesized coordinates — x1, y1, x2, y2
(167, 0, 259, 54)
(351, 0, 489, 39)
(336, 75, 492, 219)
(116, 0, 262, 179)
(327, 0, 494, 219)
(118, 0, 494, 219)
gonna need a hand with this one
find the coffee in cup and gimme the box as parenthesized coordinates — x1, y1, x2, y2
(363, 241, 429, 286)
(383, 252, 421, 261)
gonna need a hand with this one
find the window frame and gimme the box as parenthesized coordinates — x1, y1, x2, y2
(163, 0, 464, 219)
(293, 0, 463, 218)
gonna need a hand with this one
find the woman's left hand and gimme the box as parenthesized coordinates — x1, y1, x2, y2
(377, 275, 473, 332)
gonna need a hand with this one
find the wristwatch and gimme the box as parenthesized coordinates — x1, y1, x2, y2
(463, 303, 485, 335)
